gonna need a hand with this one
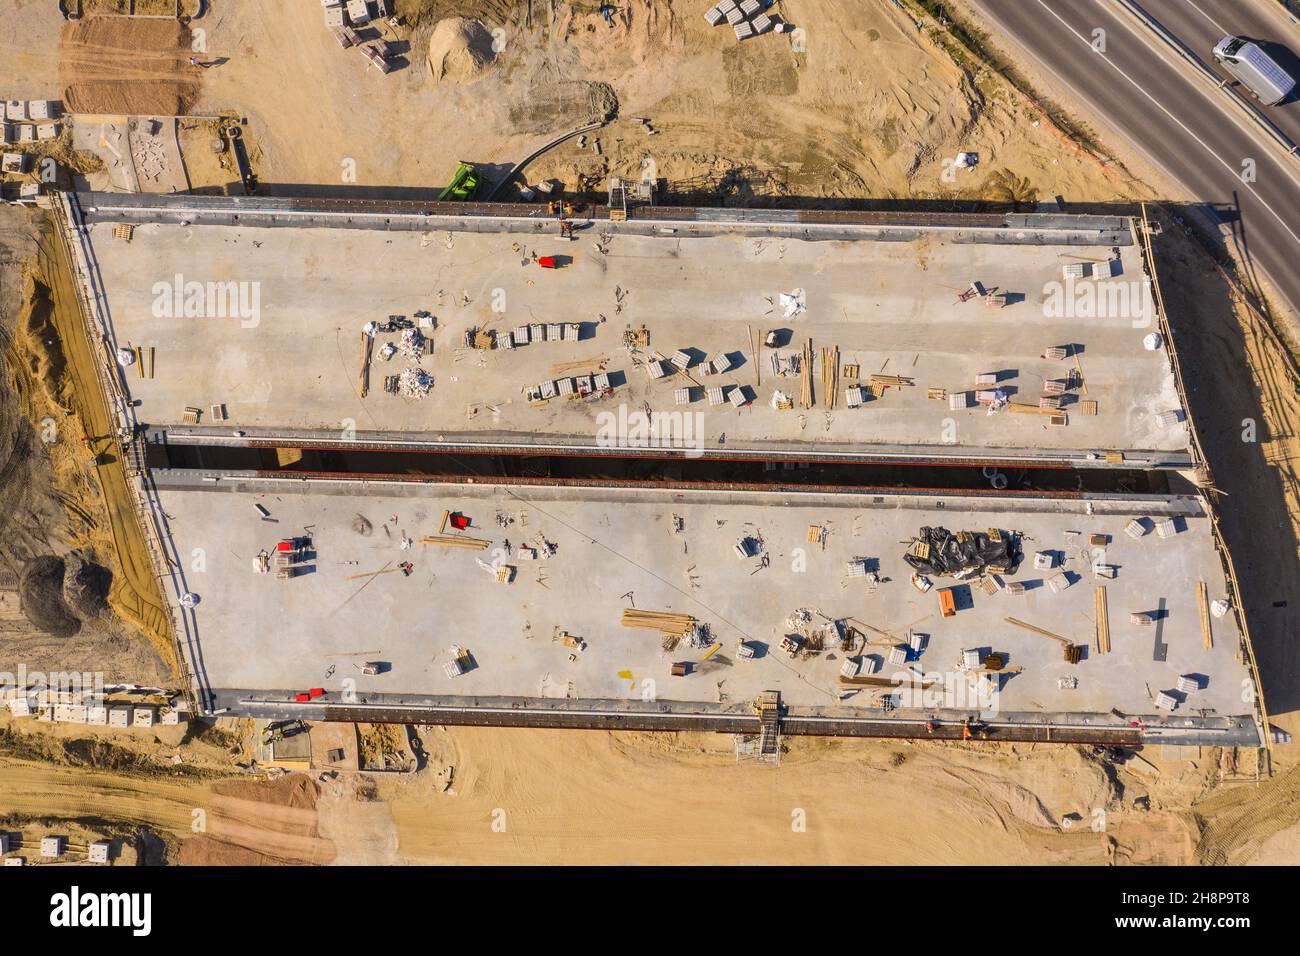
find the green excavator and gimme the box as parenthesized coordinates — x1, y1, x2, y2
(437, 162, 480, 201)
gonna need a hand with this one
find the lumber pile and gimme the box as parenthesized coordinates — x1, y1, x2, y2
(1095, 585, 1110, 654)
(800, 338, 814, 409)
(821, 345, 839, 410)
(420, 534, 491, 550)
(1197, 580, 1213, 650)
(869, 373, 913, 388)
(621, 608, 697, 636)
(838, 674, 936, 688)
(359, 331, 374, 398)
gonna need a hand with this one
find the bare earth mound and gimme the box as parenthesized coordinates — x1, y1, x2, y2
(18, 555, 80, 638)
(62, 550, 111, 621)
(426, 17, 496, 84)
(60, 16, 199, 115)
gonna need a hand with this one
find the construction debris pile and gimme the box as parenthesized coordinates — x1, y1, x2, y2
(904, 527, 1020, 578)
(362, 313, 437, 399)
(398, 327, 425, 358)
(396, 366, 433, 398)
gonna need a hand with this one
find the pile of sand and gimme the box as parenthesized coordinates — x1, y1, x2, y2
(59, 16, 199, 116)
(62, 551, 111, 621)
(16, 551, 113, 636)
(18, 555, 80, 637)
(426, 17, 496, 84)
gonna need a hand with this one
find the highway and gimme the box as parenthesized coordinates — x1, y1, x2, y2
(966, 0, 1300, 326)
(1137, 0, 1300, 146)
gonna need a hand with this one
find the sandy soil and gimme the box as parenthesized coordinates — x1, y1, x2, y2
(0, 1, 1294, 868)
(0, 1, 65, 99)
(3, 716, 1294, 866)
(0, 209, 171, 686)
(180, 0, 1127, 203)
(4, 220, 176, 678)
(59, 17, 200, 117)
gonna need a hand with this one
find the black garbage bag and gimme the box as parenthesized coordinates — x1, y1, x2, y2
(903, 526, 1020, 577)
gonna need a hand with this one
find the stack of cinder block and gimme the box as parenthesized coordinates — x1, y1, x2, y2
(704, 0, 775, 40)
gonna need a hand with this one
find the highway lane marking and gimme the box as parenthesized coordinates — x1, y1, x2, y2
(1183, 0, 1229, 37)
(1023, 0, 1300, 249)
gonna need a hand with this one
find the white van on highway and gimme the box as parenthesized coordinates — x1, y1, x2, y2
(1212, 36, 1296, 106)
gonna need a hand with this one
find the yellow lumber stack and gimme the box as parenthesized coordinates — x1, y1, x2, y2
(421, 534, 492, 550)
(1197, 580, 1213, 650)
(869, 374, 913, 388)
(1095, 586, 1110, 654)
(821, 346, 839, 410)
(621, 608, 697, 636)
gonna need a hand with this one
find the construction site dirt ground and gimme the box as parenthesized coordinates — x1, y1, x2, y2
(0, 206, 172, 687)
(120, 0, 1131, 204)
(0, 713, 1296, 866)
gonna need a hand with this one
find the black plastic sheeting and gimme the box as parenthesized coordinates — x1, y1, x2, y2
(904, 527, 1021, 578)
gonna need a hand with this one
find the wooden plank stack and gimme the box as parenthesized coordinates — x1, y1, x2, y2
(421, 534, 491, 550)
(800, 338, 815, 409)
(821, 345, 839, 410)
(1095, 585, 1110, 654)
(1197, 580, 1213, 650)
(621, 608, 697, 636)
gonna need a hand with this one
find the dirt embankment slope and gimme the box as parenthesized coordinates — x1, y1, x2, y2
(6, 228, 176, 678)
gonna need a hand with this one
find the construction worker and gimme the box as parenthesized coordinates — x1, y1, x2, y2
(962, 717, 972, 740)
(926, 719, 936, 736)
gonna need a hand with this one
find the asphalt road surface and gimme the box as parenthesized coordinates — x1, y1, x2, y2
(966, 0, 1300, 325)
(1136, 0, 1300, 146)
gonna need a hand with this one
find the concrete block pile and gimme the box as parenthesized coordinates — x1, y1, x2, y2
(703, 0, 780, 41)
